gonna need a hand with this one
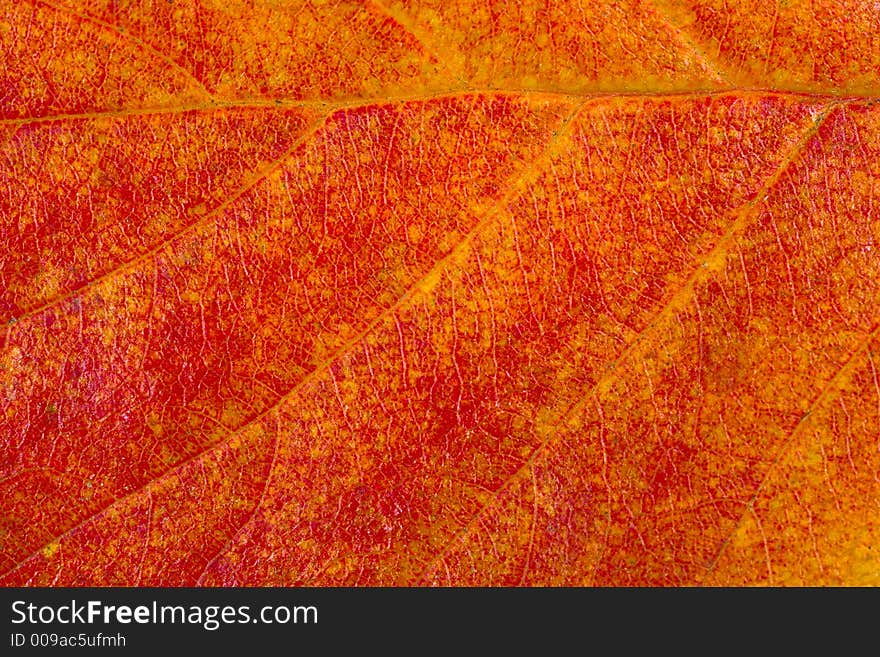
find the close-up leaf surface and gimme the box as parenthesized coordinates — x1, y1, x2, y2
(1, 0, 878, 586)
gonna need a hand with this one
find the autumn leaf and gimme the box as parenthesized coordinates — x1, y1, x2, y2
(1, 0, 878, 586)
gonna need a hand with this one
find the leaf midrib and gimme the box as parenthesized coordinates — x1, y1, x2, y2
(2, 87, 878, 127)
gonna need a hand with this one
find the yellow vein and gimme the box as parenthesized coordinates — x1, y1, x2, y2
(416, 99, 841, 585)
(365, 0, 469, 87)
(2, 112, 332, 343)
(700, 318, 880, 584)
(648, 0, 736, 86)
(172, 99, 594, 583)
(194, 413, 283, 586)
(4, 98, 589, 578)
(32, 0, 214, 101)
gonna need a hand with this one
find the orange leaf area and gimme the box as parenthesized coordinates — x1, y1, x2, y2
(1, 0, 879, 586)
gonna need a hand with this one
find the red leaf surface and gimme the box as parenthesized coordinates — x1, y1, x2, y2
(1, 0, 879, 586)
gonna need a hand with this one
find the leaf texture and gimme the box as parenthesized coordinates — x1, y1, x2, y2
(1, 0, 879, 586)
